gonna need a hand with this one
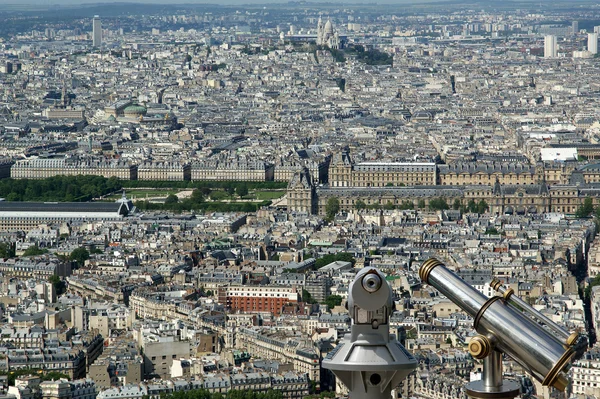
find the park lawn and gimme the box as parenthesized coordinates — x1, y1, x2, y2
(254, 190, 285, 200)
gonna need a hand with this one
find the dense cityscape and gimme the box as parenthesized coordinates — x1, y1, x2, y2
(1, 1, 600, 399)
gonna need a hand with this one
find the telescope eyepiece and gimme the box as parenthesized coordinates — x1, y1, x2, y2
(362, 273, 382, 293)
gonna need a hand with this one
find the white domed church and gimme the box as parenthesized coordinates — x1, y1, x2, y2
(316, 17, 341, 49)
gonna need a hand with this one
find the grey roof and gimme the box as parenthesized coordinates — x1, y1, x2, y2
(317, 186, 463, 198)
(0, 201, 123, 212)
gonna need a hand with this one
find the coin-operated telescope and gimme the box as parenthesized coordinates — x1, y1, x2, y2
(420, 258, 588, 399)
(323, 268, 417, 399)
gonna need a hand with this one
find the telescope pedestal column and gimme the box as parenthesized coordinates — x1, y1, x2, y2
(466, 351, 521, 399)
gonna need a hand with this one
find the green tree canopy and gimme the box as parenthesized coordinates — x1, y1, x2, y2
(70, 247, 90, 266)
(485, 227, 499, 235)
(236, 184, 249, 198)
(355, 199, 367, 210)
(324, 295, 343, 308)
(399, 201, 414, 210)
(23, 245, 48, 257)
(302, 289, 315, 304)
(0, 242, 15, 259)
(467, 199, 478, 213)
(576, 197, 594, 218)
(453, 198, 462, 210)
(164, 194, 179, 205)
(325, 197, 340, 220)
(384, 201, 395, 210)
(225, 186, 236, 196)
(477, 200, 489, 214)
(191, 189, 205, 203)
(429, 197, 449, 211)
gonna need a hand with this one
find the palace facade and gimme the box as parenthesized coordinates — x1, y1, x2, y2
(288, 168, 600, 216)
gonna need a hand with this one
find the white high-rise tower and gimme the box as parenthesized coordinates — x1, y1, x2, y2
(92, 15, 102, 47)
(544, 35, 557, 58)
(589, 33, 598, 54)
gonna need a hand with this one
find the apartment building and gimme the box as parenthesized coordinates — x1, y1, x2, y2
(218, 285, 298, 316)
(438, 162, 538, 185)
(191, 159, 274, 182)
(1, 348, 86, 379)
(11, 158, 137, 180)
(329, 152, 436, 187)
(137, 161, 191, 181)
(235, 327, 320, 382)
(572, 349, 600, 396)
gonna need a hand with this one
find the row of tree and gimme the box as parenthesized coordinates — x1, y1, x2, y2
(0, 176, 287, 203)
(135, 199, 271, 213)
(345, 44, 393, 66)
(0, 175, 122, 202)
(325, 197, 489, 219)
(121, 180, 286, 190)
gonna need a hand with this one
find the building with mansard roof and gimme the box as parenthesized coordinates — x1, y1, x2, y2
(287, 168, 600, 216)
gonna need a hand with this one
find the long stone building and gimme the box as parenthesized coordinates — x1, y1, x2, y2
(191, 159, 274, 182)
(11, 158, 137, 180)
(327, 151, 584, 187)
(288, 168, 600, 216)
(329, 152, 437, 187)
(235, 327, 320, 383)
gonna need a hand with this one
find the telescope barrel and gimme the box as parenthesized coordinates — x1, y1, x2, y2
(420, 258, 574, 391)
(419, 258, 489, 317)
(490, 279, 572, 343)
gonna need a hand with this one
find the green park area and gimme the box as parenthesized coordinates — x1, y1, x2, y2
(0, 176, 287, 213)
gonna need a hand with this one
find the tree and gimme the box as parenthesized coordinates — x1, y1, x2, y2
(399, 201, 414, 210)
(325, 197, 340, 220)
(164, 194, 179, 205)
(70, 247, 90, 267)
(302, 289, 315, 304)
(191, 189, 205, 203)
(324, 295, 343, 308)
(429, 197, 449, 211)
(477, 200, 489, 214)
(418, 199, 426, 209)
(453, 198, 462, 210)
(467, 199, 478, 213)
(355, 200, 367, 210)
(384, 201, 395, 210)
(23, 245, 48, 256)
(48, 275, 65, 295)
(576, 198, 594, 218)
(0, 242, 14, 259)
(225, 186, 235, 196)
(485, 227, 499, 235)
(209, 191, 229, 201)
(236, 184, 249, 198)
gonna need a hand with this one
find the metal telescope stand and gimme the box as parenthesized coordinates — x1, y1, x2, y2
(322, 268, 417, 399)
(466, 337, 520, 399)
(466, 351, 521, 399)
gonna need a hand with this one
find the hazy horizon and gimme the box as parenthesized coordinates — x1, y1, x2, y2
(0, 0, 584, 5)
